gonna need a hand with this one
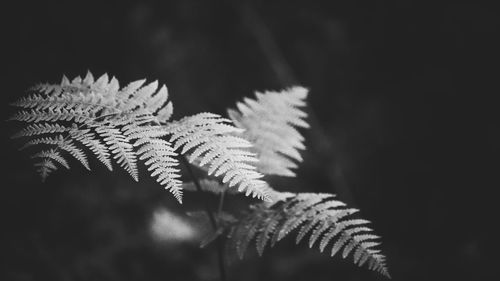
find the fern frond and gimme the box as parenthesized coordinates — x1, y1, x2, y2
(228, 192, 390, 277)
(164, 113, 271, 201)
(10, 72, 182, 202)
(14, 71, 174, 119)
(227, 87, 309, 177)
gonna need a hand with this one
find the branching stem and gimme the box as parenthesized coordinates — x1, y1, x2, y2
(180, 156, 228, 281)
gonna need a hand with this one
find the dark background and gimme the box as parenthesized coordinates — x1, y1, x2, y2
(1, 0, 497, 280)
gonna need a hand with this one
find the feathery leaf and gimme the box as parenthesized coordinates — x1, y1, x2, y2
(228, 87, 309, 177)
(164, 113, 271, 201)
(227, 192, 390, 277)
(9, 72, 181, 201)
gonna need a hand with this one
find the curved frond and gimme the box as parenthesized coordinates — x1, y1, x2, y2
(227, 87, 309, 177)
(9, 72, 182, 202)
(228, 192, 390, 277)
(164, 113, 271, 201)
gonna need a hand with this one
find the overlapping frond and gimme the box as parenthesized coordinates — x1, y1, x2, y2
(228, 192, 390, 277)
(164, 113, 271, 201)
(227, 87, 309, 177)
(9, 72, 182, 202)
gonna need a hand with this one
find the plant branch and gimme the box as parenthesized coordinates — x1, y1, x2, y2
(180, 156, 227, 281)
(181, 156, 216, 228)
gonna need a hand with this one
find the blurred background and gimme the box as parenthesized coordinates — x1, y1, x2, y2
(1, 0, 497, 280)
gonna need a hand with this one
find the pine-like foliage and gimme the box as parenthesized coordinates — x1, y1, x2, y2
(228, 87, 309, 177)
(10, 72, 182, 201)
(164, 113, 271, 201)
(228, 192, 390, 277)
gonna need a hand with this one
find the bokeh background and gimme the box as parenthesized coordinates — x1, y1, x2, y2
(1, 1, 497, 281)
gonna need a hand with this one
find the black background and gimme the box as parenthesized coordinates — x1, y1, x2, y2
(1, 1, 497, 280)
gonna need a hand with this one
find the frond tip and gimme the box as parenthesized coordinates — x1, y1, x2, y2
(228, 86, 309, 177)
(228, 192, 390, 278)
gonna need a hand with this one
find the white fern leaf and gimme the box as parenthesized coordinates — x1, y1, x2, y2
(228, 192, 390, 278)
(10, 72, 183, 202)
(164, 113, 271, 201)
(228, 87, 309, 177)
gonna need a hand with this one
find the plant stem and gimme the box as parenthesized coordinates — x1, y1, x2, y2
(180, 156, 227, 281)
(217, 191, 226, 217)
